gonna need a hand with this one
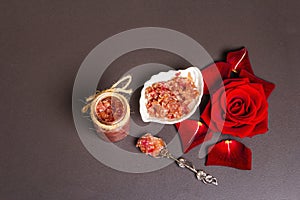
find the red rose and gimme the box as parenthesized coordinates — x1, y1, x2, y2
(202, 78, 268, 137)
(201, 48, 275, 138)
(176, 48, 275, 153)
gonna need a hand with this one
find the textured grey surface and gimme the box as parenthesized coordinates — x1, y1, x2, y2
(0, 0, 299, 199)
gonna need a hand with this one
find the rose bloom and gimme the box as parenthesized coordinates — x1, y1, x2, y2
(203, 78, 269, 137)
(201, 48, 275, 138)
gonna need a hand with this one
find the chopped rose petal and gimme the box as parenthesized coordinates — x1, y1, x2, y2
(145, 76, 199, 120)
(136, 133, 166, 157)
(206, 140, 252, 170)
(95, 96, 124, 124)
(175, 72, 181, 76)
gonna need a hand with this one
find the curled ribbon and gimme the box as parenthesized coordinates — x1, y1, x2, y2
(81, 75, 132, 113)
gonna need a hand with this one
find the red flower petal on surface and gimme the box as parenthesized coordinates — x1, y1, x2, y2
(203, 48, 255, 95)
(202, 62, 231, 95)
(201, 101, 213, 130)
(175, 120, 213, 153)
(227, 48, 254, 74)
(206, 140, 252, 170)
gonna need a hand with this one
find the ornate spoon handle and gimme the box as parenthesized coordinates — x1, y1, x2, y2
(159, 148, 218, 186)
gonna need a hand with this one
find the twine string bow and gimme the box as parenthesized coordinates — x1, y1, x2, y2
(81, 75, 132, 113)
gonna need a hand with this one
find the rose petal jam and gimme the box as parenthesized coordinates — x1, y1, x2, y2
(145, 72, 199, 120)
(96, 96, 124, 124)
(92, 93, 130, 142)
(136, 133, 165, 157)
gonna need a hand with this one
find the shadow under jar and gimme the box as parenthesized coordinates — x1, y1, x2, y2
(90, 92, 130, 142)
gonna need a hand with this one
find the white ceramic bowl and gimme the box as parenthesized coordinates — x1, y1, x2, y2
(139, 67, 204, 124)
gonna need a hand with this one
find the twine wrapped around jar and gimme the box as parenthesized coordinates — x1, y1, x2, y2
(82, 75, 132, 142)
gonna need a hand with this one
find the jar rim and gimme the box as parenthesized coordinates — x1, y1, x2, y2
(94, 93, 126, 125)
(90, 92, 130, 130)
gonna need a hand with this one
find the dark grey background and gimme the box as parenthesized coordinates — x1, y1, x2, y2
(1, 0, 299, 200)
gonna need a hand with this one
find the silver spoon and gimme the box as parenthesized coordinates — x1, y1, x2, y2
(136, 133, 218, 186)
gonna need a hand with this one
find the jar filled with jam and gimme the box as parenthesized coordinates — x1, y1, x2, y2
(90, 92, 130, 142)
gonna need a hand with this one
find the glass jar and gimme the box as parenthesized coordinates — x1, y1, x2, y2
(90, 92, 130, 142)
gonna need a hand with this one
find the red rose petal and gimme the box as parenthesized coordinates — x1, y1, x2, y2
(175, 120, 212, 153)
(201, 101, 213, 128)
(202, 62, 231, 95)
(206, 140, 252, 170)
(186, 129, 214, 153)
(223, 78, 250, 88)
(222, 124, 256, 138)
(225, 86, 257, 122)
(203, 48, 275, 98)
(211, 92, 228, 131)
(239, 69, 275, 98)
(226, 48, 254, 74)
(246, 117, 269, 137)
